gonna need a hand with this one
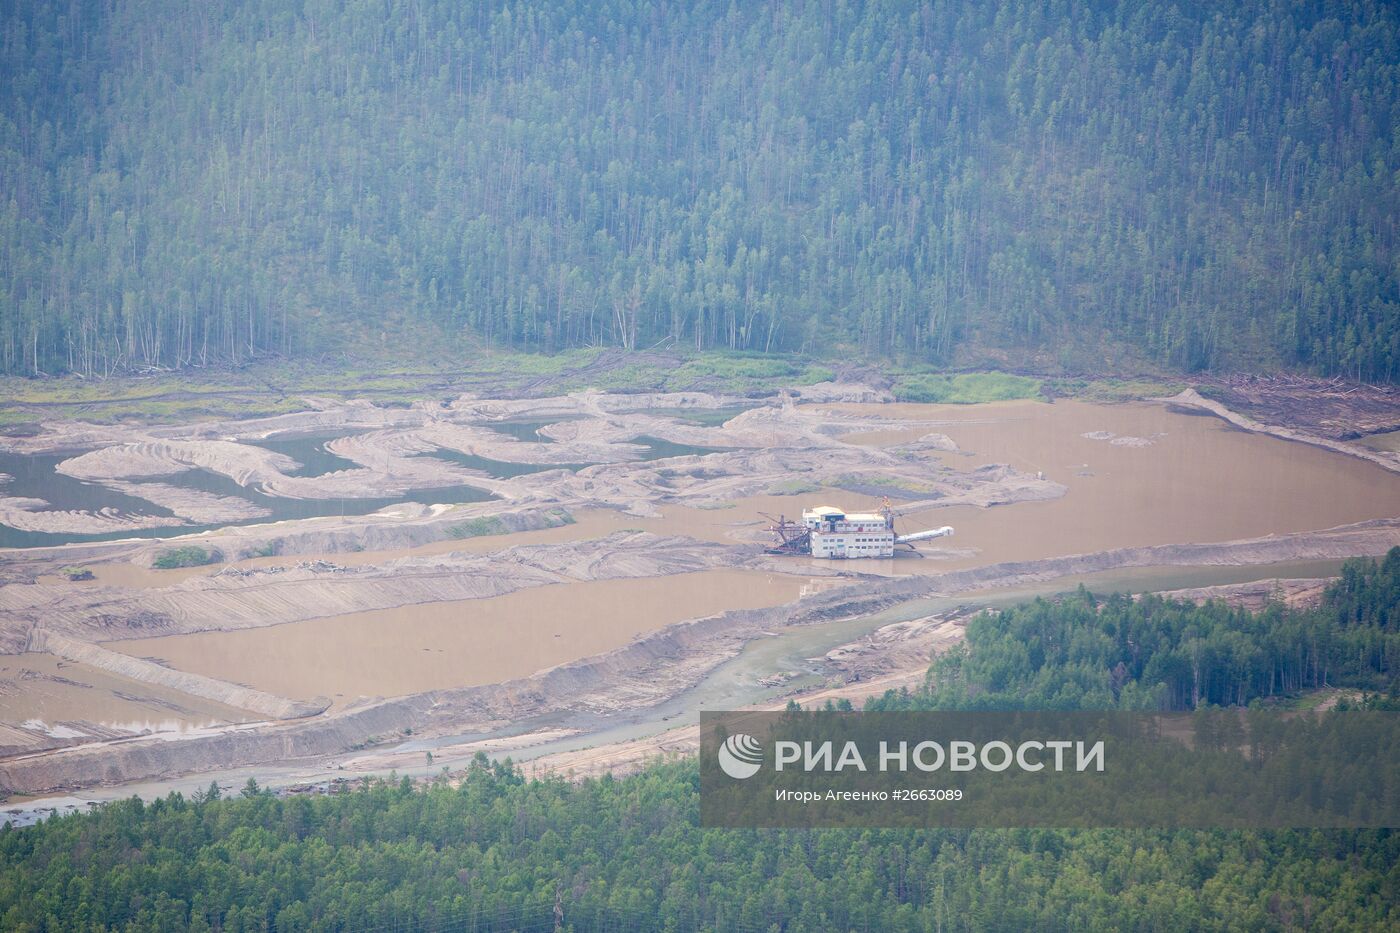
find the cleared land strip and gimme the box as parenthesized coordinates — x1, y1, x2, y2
(32, 632, 326, 721)
(525, 666, 937, 782)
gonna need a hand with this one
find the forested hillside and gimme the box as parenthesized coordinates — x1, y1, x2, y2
(3, 0, 1397, 379)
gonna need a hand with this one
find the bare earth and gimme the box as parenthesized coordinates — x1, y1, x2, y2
(0, 382, 1397, 799)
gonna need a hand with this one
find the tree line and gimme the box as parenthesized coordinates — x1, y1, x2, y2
(869, 549, 1400, 712)
(2, 764, 1397, 929)
(2, 0, 1397, 379)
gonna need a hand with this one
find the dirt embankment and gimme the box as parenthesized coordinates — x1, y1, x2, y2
(1165, 388, 1400, 474)
(821, 612, 970, 684)
(523, 659, 942, 782)
(0, 532, 766, 650)
(3, 518, 1396, 797)
(1153, 577, 1334, 611)
(0, 504, 575, 585)
(143, 502, 578, 567)
(0, 499, 184, 536)
(32, 632, 325, 721)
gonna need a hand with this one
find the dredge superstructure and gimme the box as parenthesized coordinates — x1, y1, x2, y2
(764, 501, 953, 559)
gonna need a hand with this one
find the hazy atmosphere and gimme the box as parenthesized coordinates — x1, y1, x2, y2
(1, 2, 1399, 931)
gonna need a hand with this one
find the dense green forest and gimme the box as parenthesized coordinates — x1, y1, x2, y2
(2, 553, 1397, 930)
(3, 0, 1398, 379)
(3, 763, 1397, 931)
(867, 547, 1400, 712)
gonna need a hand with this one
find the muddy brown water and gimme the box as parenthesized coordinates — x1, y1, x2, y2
(0, 652, 254, 732)
(108, 570, 812, 707)
(0, 556, 1365, 825)
(821, 399, 1399, 573)
(16, 398, 1400, 736)
(75, 398, 1400, 588)
(1358, 429, 1400, 453)
(5, 396, 1396, 821)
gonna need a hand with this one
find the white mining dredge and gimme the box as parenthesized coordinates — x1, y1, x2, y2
(763, 499, 953, 559)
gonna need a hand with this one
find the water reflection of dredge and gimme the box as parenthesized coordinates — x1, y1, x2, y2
(763, 499, 954, 559)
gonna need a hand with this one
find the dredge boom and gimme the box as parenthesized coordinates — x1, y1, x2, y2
(895, 526, 955, 545)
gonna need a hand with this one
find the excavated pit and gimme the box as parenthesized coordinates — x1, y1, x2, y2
(2, 386, 1398, 797)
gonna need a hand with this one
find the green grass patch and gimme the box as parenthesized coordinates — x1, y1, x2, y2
(1279, 688, 1361, 711)
(1287, 692, 1327, 711)
(669, 353, 793, 382)
(239, 539, 283, 559)
(658, 352, 833, 392)
(647, 407, 748, 426)
(446, 509, 574, 538)
(152, 546, 223, 569)
(447, 516, 509, 539)
(579, 362, 664, 392)
(60, 566, 95, 581)
(827, 473, 943, 495)
(4, 351, 1183, 431)
(891, 371, 1042, 404)
(1050, 376, 1186, 402)
(0, 411, 42, 429)
(766, 479, 823, 496)
(470, 347, 602, 377)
